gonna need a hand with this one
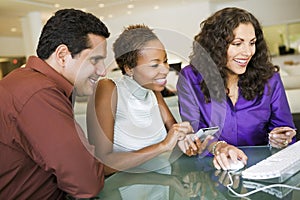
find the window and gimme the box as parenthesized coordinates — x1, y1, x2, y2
(263, 22, 300, 56)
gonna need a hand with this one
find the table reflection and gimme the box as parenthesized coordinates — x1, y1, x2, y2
(98, 146, 300, 200)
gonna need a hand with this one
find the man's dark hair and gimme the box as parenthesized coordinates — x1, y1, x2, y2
(37, 8, 110, 59)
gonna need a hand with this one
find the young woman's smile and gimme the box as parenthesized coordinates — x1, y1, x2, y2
(132, 39, 169, 91)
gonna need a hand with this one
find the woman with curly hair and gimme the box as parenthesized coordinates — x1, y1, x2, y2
(177, 7, 296, 170)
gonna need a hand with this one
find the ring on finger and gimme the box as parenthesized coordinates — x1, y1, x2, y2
(283, 140, 288, 146)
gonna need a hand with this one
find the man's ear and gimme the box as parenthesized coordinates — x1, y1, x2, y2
(55, 44, 69, 67)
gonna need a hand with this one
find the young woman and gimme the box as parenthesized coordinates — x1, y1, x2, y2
(87, 24, 216, 176)
(177, 7, 296, 170)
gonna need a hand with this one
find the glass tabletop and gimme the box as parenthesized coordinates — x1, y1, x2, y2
(98, 146, 300, 200)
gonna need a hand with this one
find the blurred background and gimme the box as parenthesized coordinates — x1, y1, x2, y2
(0, 0, 300, 78)
(1, 0, 299, 138)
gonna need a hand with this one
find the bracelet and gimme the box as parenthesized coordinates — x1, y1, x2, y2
(211, 141, 227, 155)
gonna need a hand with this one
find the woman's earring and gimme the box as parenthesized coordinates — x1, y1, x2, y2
(129, 71, 134, 79)
(125, 67, 134, 79)
(126, 72, 133, 79)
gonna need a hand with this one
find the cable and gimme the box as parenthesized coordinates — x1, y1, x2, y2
(226, 171, 300, 198)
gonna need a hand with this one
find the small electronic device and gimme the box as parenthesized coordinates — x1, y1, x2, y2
(228, 159, 245, 171)
(193, 126, 219, 141)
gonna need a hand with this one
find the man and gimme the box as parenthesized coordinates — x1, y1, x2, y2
(0, 9, 110, 199)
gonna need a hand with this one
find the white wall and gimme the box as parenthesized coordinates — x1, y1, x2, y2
(211, 0, 300, 26)
(104, 1, 210, 38)
(1, 0, 300, 58)
(0, 37, 25, 56)
(102, 1, 211, 68)
(21, 12, 43, 59)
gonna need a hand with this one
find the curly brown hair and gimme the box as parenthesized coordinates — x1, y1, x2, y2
(190, 7, 278, 102)
(113, 24, 159, 74)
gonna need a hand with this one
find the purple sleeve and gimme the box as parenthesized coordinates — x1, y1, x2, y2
(269, 73, 295, 129)
(177, 66, 207, 131)
(269, 73, 296, 143)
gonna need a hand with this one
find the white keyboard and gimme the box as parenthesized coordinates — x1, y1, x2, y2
(243, 170, 300, 198)
(242, 141, 300, 183)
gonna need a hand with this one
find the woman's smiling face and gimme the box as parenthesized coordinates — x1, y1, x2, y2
(226, 23, 256, 75)
(131, 39, 169, 91)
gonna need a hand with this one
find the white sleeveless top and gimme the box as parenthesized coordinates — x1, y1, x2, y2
(112, 75, 167, 152)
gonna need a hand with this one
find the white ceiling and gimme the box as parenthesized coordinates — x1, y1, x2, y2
(0, 0, 205, 37)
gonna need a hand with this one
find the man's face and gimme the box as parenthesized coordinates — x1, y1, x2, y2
(64, 34, 107, 96)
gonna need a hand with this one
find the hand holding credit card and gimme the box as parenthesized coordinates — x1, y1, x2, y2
(193, 126, 219, 141)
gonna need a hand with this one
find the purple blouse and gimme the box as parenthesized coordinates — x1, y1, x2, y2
(177, 65, 295, 146)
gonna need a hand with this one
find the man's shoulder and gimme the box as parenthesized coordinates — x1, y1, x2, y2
(1, 68, 58, 107)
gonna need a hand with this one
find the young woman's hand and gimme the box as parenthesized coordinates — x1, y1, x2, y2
(178, 134, 214, 156)
(162, 121, 193, 151)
